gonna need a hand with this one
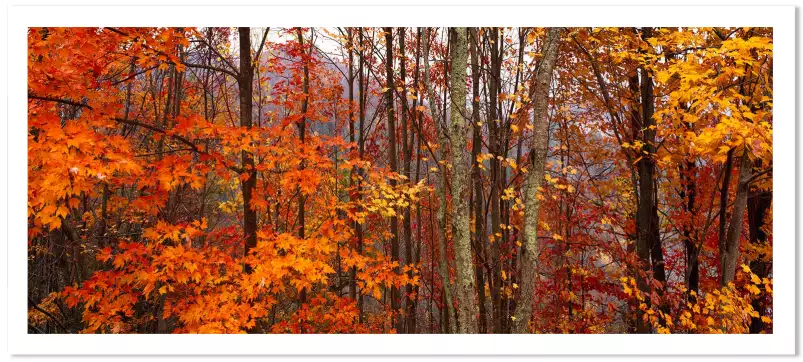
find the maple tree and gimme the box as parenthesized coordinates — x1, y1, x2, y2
(27, 27, 772, 334)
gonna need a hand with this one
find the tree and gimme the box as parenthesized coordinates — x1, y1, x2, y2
(446, 27, 477, 334)
(26, 26, 774, 336)
(514, 27, 562, 334)
(238, 27, 258, 273)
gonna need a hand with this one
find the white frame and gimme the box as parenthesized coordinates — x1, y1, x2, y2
(4, 2, 795, 356)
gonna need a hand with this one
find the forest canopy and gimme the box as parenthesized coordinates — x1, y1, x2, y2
(27, 27, 773, 334)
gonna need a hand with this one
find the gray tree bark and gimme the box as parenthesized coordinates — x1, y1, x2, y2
(513, 27, 562, 334)
(422, 27, 456, 334)
(447, 27, 477, 334)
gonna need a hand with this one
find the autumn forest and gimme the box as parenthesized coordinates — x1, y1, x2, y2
(27, 27, 773, 334)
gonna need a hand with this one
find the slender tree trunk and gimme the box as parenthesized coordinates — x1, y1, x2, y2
(680, 159, 699, 298)
(720, 149, 752, 286)
(718, 149, 735, 276)
(238, 28, 258, 273)
(468, 27, 488, 334)
(447, 27, 477, 334)
(626, 69, 651, 333)
(503, 29, 527, 333)
(423, 27, 456, 334)
(513, 27, 561, 334)
(487, 27, 504, 332)
(677, 96, 699, 299)
(356, 28, 366, 322)
(294, 28, 310, 311)
(383, 27, 403, 332)
(402, 28, 422, 334)
(630, 27, 666, 332)
(638, 29, 666, 291)
(346, 28, 358, 303)
(398, 27, 415, 334)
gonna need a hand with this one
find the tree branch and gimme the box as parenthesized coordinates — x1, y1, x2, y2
(183, 62, 241, 82)
(746, 166, 772, 185)
(28, 93, 93, 110)
(112, 117, 243, 174)
(197, 38, 240, 78)
(253, 27, 271, 69)
(104, 27, 129, 36)
(112, 117, 199, 151)
(110, 65, 158, 86)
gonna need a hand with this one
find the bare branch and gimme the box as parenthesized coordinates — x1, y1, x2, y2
(253, 27, 271, 68)
(28, 93, 93, 110)
(183, 62, 241, 82)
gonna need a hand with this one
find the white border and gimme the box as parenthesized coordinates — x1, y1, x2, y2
(5, 3, 795, 356)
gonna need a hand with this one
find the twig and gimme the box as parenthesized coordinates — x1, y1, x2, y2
(28, 94, 93, 110)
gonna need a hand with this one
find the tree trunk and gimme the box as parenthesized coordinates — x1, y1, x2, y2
(346, 27, 358, 303)
(639, 30, 666, 289)
(513, 27, 561, 334)
(630, 27, 666, 332)
(468, 27, 488, 334)
(720, 149, 752, 286)
(402, 28, 422, 334)
(238, 27, 258, 273)
(680, 159, 699, 298)
(383, 27, 403, 332)
(356, 28, 366, 322)
(718, 149, 735, 276)
(487, 27, 504, 333)
(447, 27, 477, 334)
(296, 28, 310, 307)
(398, 27, 415, 334)
(423, 27, 455, 334)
